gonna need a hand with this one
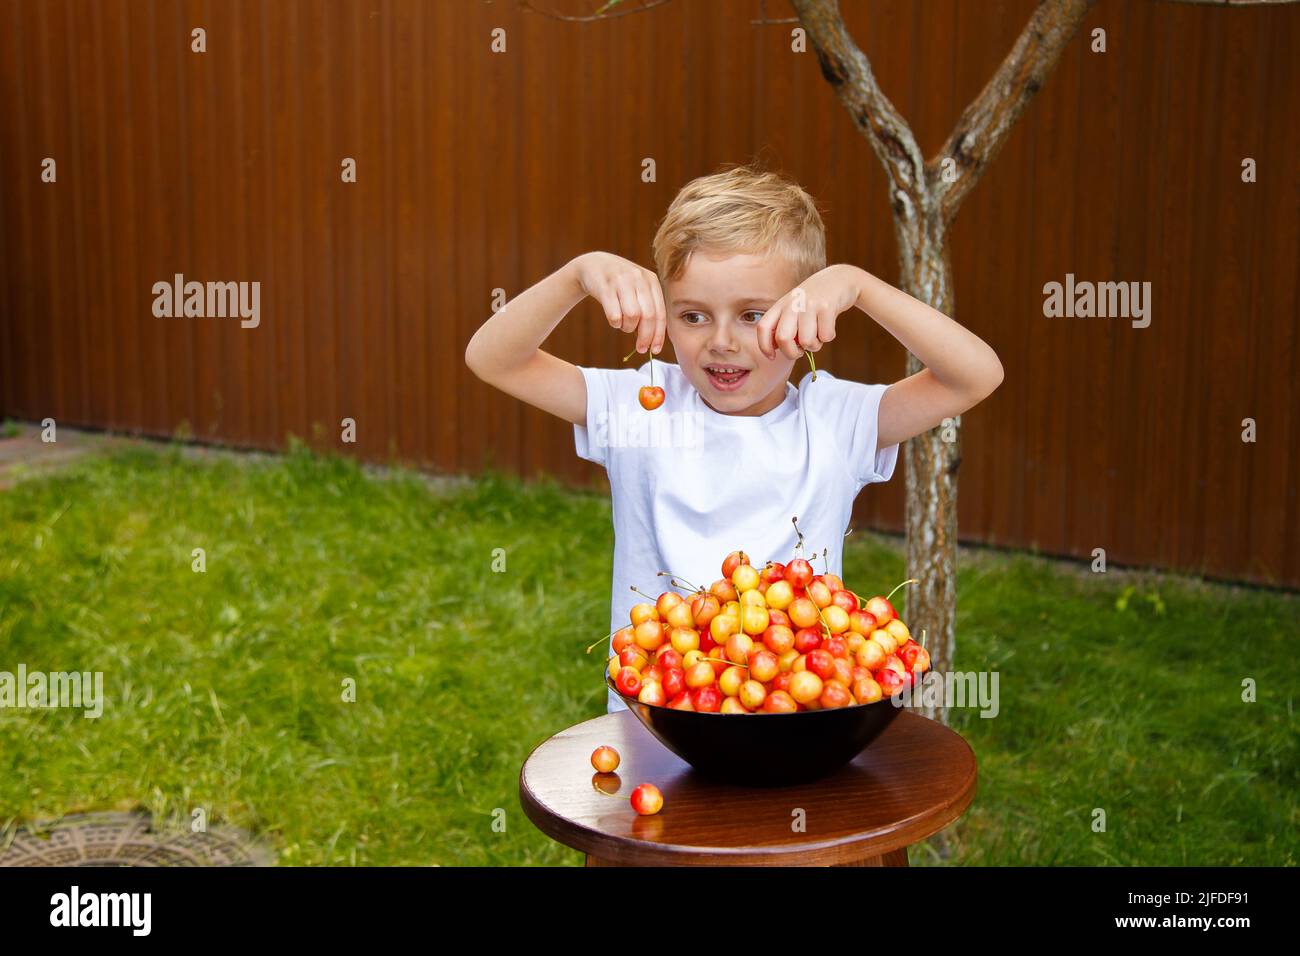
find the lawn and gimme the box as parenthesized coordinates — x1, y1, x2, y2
(0, 442, 1295, 865)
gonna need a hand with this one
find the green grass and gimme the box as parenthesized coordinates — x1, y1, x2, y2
(0, 443, 1296, 865)
(934, 554, 1299, 866)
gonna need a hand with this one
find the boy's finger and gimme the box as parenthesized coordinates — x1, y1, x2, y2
(756, 305, 782, 360)
(615, 284, 642, 335)
(633, 280, 656, 351)
(770, 312, 789, 358)
(650, 308, 667, 356)
(778, 312, 802, 360)
(648, 274, 668, 353)
(816, 307, 837, 344)
(596, 287, 624, 330)
(797, 308, 820, 353)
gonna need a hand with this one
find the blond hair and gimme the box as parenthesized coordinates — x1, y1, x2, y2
(652, 164, 826, 285)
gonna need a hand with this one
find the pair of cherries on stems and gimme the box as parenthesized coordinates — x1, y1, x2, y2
(622, 344, 819, 412)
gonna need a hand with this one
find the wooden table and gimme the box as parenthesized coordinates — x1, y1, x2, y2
(519, 708, 977, 866)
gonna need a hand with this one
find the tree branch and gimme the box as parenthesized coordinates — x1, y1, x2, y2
(788, 0, 926, 221)
(1154, 0, 1296, 5)
(930, 0, 1095, 225)
(516, 0, 670, 23)
(751, 0, 799, 25)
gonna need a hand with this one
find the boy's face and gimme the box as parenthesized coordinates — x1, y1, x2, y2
(664, 250, 799, 416)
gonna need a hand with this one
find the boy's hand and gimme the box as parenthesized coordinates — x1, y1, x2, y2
(573, 252, 668, 355)
(756, 264, 866, 361)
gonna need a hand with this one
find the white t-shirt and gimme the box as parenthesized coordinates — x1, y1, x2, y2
(574, 360, 900, 714)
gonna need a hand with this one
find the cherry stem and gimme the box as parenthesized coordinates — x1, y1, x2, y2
(591, 779, 622, 797)
(690, 655, 750, 671)
(805, 350, 817, 381)
(791, 515, 805, 555)
(814, 604, 833, 639)
(586, 625, 627, 654)
(656, 570, 702, 594)
(630, 585, 659, 604)
(623, 346, 659, 377)
(885, 578, 919, 604)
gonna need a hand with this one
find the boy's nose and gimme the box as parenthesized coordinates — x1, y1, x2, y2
(708, 320, 739, 352)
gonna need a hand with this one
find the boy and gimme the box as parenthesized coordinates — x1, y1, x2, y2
(464, 164, 1003, 714)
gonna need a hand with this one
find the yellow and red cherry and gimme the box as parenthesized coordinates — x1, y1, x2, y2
(865, 595, 896, 625)
(784, 558, 814, 589)
(630, 783, 664, 815)
(615, 665, 643, 697)
(639, 386, 665, 410)
(721, 551, 749, 579)
(591, 746, 620, 774)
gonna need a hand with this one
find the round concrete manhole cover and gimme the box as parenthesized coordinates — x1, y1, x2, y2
(0, 812, 274, 867)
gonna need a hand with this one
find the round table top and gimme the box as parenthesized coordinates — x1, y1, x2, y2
(519, 708, 977, 866)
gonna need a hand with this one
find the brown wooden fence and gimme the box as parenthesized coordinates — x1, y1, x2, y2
(1, 0, 1296, 588)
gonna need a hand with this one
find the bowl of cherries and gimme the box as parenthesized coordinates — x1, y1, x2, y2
(600, 547, 929, 786)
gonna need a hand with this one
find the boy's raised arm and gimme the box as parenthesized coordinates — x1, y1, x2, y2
(852, 270, 1004, 449)
(756, 264, 1003, 450)
(464, 252, 667, 428)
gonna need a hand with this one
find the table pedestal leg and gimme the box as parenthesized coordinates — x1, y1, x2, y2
(836, 847, 909, 866)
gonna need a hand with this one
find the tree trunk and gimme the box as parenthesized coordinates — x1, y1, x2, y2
(785, 0, 1105, 729)
(896, 213, 958, 725)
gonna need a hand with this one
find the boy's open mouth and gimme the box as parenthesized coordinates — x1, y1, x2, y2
(704, 365, 750, 391)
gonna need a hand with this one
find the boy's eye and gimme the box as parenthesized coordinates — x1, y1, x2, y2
(681, 314, 759, 329)
(680, 311, 764, 325)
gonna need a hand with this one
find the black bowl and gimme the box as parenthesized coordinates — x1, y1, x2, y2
(606, 676, 902, 786)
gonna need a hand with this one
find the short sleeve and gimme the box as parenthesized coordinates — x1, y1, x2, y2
(575, 365, 650, 468)
(573, 365, 611, 467)
(801, 371, 899, 486)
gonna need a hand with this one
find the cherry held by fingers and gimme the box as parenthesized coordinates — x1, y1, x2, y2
(626, 345, 665, 411)
(639, 386, 665, 411)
